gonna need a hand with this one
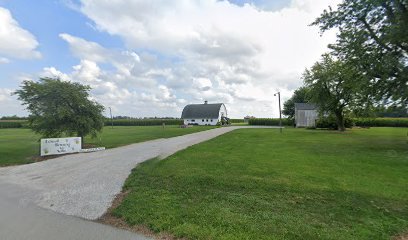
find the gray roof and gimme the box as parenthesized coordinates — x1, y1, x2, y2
(295, 103, 317, 110)
(181, 103, 224, 119)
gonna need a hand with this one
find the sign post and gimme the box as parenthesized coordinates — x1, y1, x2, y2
(274, 91, 282, 133)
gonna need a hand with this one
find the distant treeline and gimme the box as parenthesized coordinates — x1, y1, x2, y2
(0, 115, 27, 120)
(248, 118, 294, 126)
(353, 118, 408, 128)
(104, 119, 183, 126)
(248, 118, 408, 128)
(229, 119, 245, 123)
(2, 117, 407, 129)
(0, 121, 28, 128)
(111, 116, 180, 120)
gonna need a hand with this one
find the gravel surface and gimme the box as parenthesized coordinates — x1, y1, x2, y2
(0, 126, 278, 220)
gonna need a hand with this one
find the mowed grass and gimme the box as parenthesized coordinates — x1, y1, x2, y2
(85, 125, 214, 148)
(0, 125, 214, 166)
(0, 128, 40, 166)
(113, 127, 408, 240)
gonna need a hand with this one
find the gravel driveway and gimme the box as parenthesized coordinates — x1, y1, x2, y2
(0, 126, 277, 220)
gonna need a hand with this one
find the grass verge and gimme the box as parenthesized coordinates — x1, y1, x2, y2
(110, 127, 408, 240)
(0, 125, 214, 166)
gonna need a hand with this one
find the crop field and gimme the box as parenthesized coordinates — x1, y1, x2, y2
(0, 125, 214, 166)
(111, 127, 408, 240)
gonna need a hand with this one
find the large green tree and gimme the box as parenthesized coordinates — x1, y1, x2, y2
(304, 54, 364, 131)
(282, 87, 310, 120)
(312, 0, 408, 104)
(14, 78, 105, 146)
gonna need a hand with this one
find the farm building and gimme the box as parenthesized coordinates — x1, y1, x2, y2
(295, 103, 318, 128)
(181, 101, 228, 126)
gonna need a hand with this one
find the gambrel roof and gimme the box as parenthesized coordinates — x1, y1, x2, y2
(181, 103, 225, 119)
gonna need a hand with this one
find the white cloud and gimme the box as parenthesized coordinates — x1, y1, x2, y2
(59, 33, 110, 63)
(71, 0, 340, 118)
(0, 7, 41, 60)
(12, 0, 340, 118)
(0, 88, 26, 117)
(193, 78, 212, 91)
(0, 57, 10, 64)
(41, 67, 71, 81)
(72, 59, 101, 83)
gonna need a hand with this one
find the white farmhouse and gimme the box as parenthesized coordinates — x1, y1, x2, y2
(181, 101, 228, 126)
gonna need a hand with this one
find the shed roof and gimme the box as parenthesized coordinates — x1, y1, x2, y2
(295, 103, 317, 110)
(181, 103, 224, 119)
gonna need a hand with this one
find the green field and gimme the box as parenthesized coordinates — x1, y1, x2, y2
(112, 127, 408, 239)
(0, 125, 214, 166)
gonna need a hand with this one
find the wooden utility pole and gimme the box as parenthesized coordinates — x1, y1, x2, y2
(274, 92, 282, 133)
(109, 107, 113, 129)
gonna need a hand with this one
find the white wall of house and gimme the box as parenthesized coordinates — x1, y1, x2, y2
(184, 118, 218, 126)
(218, 104, 227, 122)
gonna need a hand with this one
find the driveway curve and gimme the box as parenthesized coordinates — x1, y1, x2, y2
(0, 126, 278, 220)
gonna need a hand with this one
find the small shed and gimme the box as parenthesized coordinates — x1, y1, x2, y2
(181, 101, 228, 126)
(295, 103, 318, 128)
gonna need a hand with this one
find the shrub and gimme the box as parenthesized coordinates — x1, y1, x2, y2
(316, 116, 353, 129)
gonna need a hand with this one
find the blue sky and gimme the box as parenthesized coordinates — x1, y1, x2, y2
(0, 0, 123, 87)
(0, 0, 290, 86)
(0, 0, 338, 118)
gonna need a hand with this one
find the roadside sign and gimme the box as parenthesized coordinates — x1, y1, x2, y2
(40, 137, 81, 156)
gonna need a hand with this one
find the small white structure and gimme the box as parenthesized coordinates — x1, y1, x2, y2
(295, 103, 318, 128)
(41, 137, 81, 156)
(181, 101, 228, 126)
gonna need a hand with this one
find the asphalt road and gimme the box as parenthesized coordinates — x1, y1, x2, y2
(0, 183, 150, 240)
(0, 126, 279, 239)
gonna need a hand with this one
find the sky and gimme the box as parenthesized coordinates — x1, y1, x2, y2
(0, 0, 340, 118)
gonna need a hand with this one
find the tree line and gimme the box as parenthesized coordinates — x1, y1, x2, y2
(284, 0, 407, 131)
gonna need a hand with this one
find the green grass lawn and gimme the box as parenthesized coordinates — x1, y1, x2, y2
(0, 125, 214, 166)
(113, 127, 408, 240)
